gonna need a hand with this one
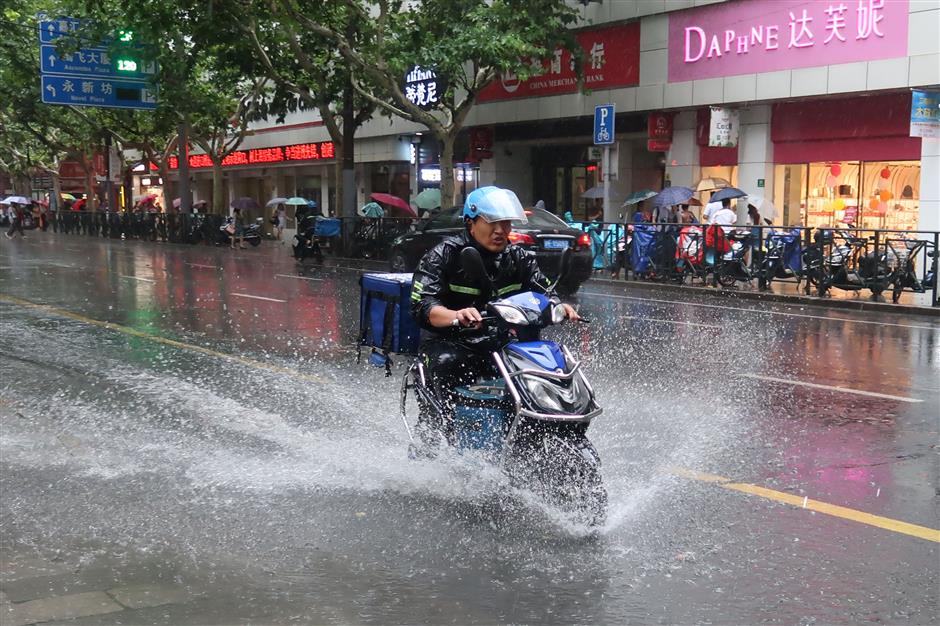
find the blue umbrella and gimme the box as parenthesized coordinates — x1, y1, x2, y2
(710, 187, 747, 203)
(651, 186, 694, 208)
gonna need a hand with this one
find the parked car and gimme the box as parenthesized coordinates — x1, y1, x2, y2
(387, 206, 595, 295)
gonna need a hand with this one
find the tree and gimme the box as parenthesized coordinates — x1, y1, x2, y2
(56, 0, 274, 213)
(274, 0, 580, 206)
(232, 1, 376, 217)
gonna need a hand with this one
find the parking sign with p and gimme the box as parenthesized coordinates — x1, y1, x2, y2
(594, 104, 614, 145)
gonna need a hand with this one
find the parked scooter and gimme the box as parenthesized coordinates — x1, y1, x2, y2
(401, 248, 606, 525)
(808, 230, 890, 299)
(293, 214, 341, 262)
(886, 238, 937, 304)
(758, 228, 803, 291)
(218, 217, 263, 247)
(714, 229, 755, 287)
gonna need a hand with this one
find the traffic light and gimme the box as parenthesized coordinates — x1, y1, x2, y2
(113, 30, 139, 74)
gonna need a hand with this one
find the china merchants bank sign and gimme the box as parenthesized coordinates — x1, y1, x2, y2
(668, 0, 909, 82)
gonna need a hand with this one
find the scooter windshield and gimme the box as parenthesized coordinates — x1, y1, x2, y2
(499, 291, 550, 313)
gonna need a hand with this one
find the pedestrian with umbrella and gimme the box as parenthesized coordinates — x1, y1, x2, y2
(3, 197, 30, 239)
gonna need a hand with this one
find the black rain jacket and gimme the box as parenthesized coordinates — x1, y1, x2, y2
(410, 230, 553, 337)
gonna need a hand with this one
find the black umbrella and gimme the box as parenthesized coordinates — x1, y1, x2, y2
(710, 187, 747, 202)
(230, 197, 261, 211)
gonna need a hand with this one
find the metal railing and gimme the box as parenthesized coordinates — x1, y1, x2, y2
(43, 211, 940, 306)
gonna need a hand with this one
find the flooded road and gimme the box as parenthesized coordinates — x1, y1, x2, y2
(1, 234, 937, 624)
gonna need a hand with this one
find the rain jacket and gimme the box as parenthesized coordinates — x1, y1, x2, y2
(410, 230, 553, 335)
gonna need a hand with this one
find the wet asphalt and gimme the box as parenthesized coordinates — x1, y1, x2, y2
(1, 232, 938, 625)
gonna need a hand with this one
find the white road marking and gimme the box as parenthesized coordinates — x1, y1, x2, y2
(187, 263, 218, 269)
(739, 373, 924, 403)
(275, 273, 323, 282)
(120, 275, 154, 283)
(231, 292, 287, 303)
(580, 290, 938, 331)
(620, 315, 720, 329)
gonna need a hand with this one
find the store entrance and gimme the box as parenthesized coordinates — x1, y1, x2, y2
(532, 145, 598, 220)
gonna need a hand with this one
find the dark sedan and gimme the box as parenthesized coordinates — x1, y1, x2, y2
(387, 207, 594, 294)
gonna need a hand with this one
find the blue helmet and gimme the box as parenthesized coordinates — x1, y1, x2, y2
(463, 186, 527, 224)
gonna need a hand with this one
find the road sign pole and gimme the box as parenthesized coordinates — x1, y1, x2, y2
(602, 145, 610, 220)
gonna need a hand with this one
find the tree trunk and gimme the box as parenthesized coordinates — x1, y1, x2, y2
(211, 161, 224, 215)
(342, 80, 356, 218)
(333, 155, 343, 218)
(158, 162, 173, 211)
(83, 156, 96, 212)
(439, 132, 457, 208)
(52, 172, 62, 213)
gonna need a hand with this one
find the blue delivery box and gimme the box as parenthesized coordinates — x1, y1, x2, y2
(359, 273, 421, 373)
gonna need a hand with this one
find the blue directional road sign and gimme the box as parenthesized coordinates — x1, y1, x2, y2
(38, 17, 83, 43)
(41, 45, 156, 81)
(41, 75, 156, 110)
(594, 104, 615, 145)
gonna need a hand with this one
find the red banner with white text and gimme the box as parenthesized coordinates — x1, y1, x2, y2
(477, 22, 640, 103)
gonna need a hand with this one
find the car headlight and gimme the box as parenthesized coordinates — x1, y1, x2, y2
(491, 303, 527, 325)
(551, 303, 566, 324)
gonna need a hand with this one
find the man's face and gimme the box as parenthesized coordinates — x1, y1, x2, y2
(469, 218, 512, 253)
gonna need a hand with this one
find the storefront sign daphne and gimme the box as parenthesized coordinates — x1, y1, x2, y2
(910, 89, 939, 139)
(708, 107, 739, 148)
(403, 66, 445, 111)
(668, 0, 909, 82)
(478, 22, 639, 102)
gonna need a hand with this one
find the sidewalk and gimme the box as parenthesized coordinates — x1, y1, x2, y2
(588, 272, 939, 317)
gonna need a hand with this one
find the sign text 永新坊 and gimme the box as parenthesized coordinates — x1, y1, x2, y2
(668, 0, 909, 82)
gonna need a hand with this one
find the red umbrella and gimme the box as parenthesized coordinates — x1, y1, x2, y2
(370, 193, 416, 218)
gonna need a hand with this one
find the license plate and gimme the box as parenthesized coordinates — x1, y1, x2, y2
(543, 238, 569, 249)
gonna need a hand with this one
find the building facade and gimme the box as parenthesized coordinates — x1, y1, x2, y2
(172, 0, 939, 233)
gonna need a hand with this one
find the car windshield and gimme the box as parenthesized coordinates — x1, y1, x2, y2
(423, 207, 463, 230)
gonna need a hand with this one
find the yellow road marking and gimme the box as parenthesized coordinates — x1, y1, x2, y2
(0, 294, 323, 384)
(670, 467, 940, 544)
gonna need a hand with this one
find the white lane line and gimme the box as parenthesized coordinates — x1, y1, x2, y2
(275, 273, 323, 282)
(579, 290, 938, 331)
(621, 315, 720, 329)
(120, 275, 155, 283)
(187, 263, 218, 269)
(231, 292, 287, 303)
(739, 373, 924, 403)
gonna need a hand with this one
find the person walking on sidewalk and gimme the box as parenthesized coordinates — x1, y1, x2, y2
(5, 202, 26, 239)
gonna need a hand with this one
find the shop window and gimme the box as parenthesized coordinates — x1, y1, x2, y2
(771, 161, 920, 231)
(859, 162, 920, 231)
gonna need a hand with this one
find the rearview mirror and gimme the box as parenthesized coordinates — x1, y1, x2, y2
(459, 246, 493, 297)
(558, 247, 572, 283)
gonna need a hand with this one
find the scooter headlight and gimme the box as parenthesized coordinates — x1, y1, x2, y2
(491, 303, 527, 325)
(522, 375, 564, 412)
(551, 303, 567, 324)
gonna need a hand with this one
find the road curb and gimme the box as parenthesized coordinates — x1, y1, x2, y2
(588, 276, 940, 318)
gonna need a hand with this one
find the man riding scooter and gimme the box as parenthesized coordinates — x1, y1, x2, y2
(409, 186, 580, 449)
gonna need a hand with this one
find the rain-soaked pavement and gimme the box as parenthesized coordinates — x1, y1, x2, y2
(1, 233, 938, 625)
